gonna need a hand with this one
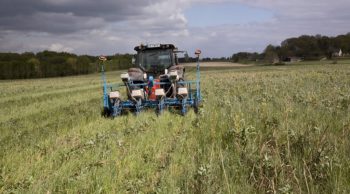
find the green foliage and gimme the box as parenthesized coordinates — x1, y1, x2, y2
(0, 51, 132, 79)
(232, 32, 350, 63)
(264, 44, 279, 63)
(232, 52, 261, 63)
(273, 33, 350, 60)
(0, 63, 349, 193)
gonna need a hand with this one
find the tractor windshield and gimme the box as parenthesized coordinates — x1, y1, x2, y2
(138, 49, 172, 72)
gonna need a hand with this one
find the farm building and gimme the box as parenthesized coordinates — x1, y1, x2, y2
(333, 49, 343, 57)
(283, 57, 302, 63)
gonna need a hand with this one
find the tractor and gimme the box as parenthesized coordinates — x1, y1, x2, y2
(100, 44, 202, 117)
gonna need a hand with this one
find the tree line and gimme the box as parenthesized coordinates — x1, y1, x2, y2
(232, 32, 350, 63)
(0, 51, 132, 79)
(2, 33, 349, 79)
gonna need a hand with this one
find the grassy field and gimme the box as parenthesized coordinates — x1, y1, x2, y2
(0, 62, 350, 193)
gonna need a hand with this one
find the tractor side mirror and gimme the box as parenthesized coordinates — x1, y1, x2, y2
(99, 55, 107, 61)
(195, 49, 201, 57)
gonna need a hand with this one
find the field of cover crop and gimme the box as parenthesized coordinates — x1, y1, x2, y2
(0, 62, 350, 193)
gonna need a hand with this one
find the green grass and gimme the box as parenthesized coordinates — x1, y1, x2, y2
(0, 64, 349, 193)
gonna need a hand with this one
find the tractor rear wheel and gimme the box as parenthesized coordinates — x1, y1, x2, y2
(194, 99, 200, 114)
(101, 107, 111, 117)
(112, 100, 122, 117)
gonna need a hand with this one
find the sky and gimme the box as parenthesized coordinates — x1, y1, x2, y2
(0, 0, 349, 57)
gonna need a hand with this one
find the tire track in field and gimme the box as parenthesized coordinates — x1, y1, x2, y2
(108, 113, 188, 192)
(121, 113, 192, 192)
(0, 72, 122, 98)
(153, 126, 185, 189)
(0, 86, 100, 123)
(0, 113, 108, 186)
(0, 94, 100, 131)
(0, 80, 101, 98)
(0, 84, 102, 105)
(0, 79, 98, 97)
(0, 84, 100, 110)
(0, 97, 101, 151)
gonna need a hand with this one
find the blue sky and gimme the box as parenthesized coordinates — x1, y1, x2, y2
(185, 3, 274, 27)
(0, 0, 350, 57)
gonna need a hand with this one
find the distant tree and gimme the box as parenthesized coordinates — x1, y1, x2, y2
(0, 51, 132, 79)
(77, 56, 92, 74)
(27, 58, 41, 77)
(263, 45, 279, 63)
(66, 57, 78, 74)
(231, 52, 260, 63)
(276, 33, 350, 60)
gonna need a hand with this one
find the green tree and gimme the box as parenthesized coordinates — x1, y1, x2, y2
(264, 45, 279, 63)
(27, 58, 41, 77)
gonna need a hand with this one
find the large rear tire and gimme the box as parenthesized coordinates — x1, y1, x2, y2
(101, 107, 111, 117)
(112, 99, 122, 117)
(134, 99, 142, 116)
(194, 99, 200, 114)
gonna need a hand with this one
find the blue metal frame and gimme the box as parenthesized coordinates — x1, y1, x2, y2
(101, 58, 202, 117)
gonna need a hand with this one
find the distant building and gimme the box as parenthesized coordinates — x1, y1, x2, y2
(273, 57, 280, 64)
(333, 49, 343, 57)
(283, 57, 302, 63)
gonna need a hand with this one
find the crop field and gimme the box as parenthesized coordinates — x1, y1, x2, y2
(0, 62, 350, 193)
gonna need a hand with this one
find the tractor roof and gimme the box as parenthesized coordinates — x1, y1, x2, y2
(134, 44, 176, 51)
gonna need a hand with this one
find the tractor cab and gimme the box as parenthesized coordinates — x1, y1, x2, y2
(127, 44, 185, 82)
(135, 44, 177, 77)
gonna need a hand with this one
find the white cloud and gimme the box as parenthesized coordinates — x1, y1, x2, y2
(0, 0, 349, 57)
(48, 43, 74, 52)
